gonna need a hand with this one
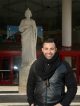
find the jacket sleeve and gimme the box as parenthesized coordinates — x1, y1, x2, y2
(27, 62, 36, 105)
(60, 62, 77, 106)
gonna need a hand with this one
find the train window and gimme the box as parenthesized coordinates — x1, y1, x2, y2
(0, 58, 10, 70)
(0, 58, 10, 81)
(13, 56, 21, 84)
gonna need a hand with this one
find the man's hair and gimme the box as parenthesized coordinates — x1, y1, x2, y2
(42, 38, 57, 47)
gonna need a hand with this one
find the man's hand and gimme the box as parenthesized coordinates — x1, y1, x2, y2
(31, 103, 34, 106)
(54, 103, 62, 106)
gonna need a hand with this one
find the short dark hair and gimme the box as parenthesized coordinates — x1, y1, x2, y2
(42, 38, 57, 47)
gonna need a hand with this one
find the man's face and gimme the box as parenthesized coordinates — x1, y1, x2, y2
(42, 42, 57, 59)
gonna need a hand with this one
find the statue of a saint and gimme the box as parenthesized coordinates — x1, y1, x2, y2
(19, 8, 37, 66)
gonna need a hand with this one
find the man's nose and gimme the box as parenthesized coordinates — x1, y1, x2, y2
(47, 49, 51, 53)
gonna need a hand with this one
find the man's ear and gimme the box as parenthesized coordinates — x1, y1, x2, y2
(41, 48, 43, 52)
(55, 48, 57, 52)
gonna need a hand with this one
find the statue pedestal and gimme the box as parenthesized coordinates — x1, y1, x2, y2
(19, 64, 31, 94)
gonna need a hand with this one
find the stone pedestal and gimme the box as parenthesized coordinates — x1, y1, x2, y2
(19, 64, 31, 94)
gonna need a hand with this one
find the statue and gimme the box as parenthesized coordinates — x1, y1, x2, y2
(19, 8, 37, 67)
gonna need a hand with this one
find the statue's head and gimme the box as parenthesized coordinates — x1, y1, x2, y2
(25, 8, 32, 18)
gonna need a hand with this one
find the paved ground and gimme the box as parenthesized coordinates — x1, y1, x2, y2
(0, 94, 79, 103)
(0, 86, 80, 106)
(0, 94, 79, 106)
(0, 95, 27, 103)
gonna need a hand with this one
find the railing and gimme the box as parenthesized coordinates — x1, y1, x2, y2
(0, 50, 80, 84)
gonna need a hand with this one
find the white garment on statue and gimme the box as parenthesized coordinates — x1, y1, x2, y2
(19, 18, 37, 65)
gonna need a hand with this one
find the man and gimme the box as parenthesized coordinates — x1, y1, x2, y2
(27, 38, 77, 106)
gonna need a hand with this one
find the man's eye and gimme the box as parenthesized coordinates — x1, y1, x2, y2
(51, 48, 54, 50)
(45, 48, 48, 50)
(51, 48, 55, 50)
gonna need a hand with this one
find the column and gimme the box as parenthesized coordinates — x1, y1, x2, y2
(62, 0, 72, 48)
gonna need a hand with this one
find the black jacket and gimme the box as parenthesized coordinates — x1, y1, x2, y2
(27, 60, 77, 106)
